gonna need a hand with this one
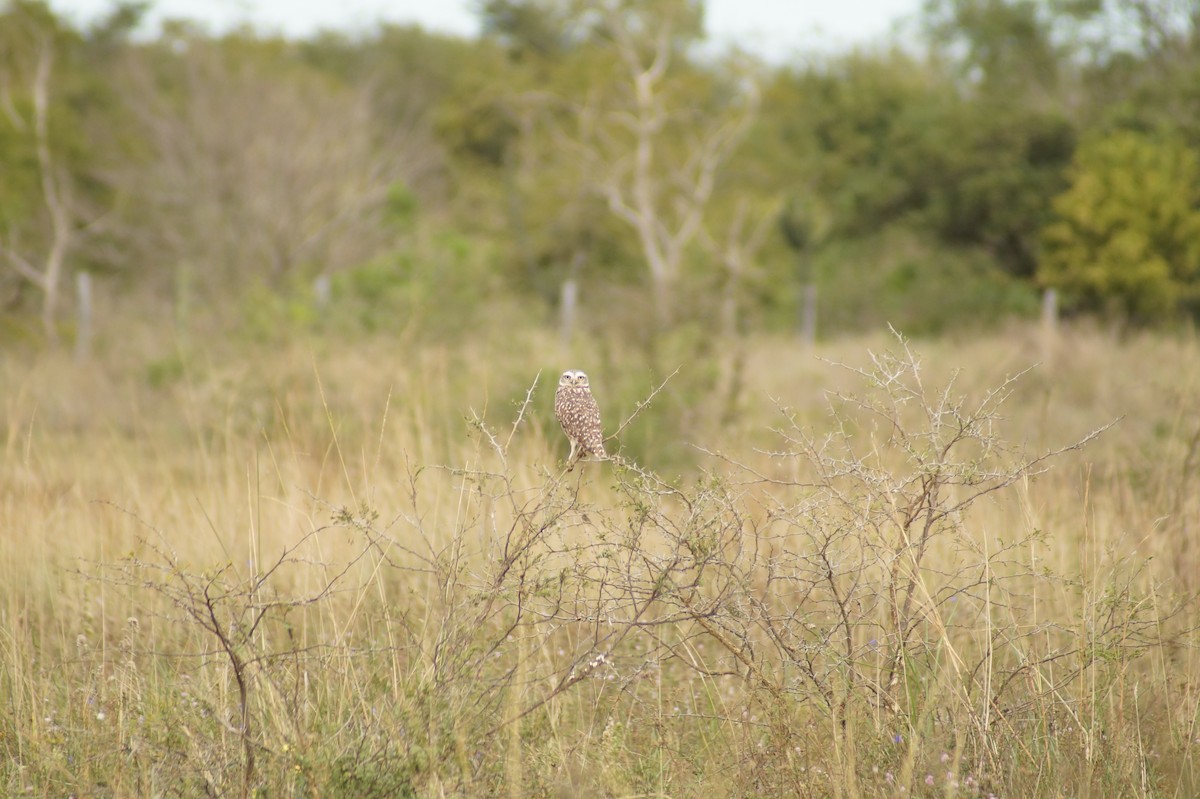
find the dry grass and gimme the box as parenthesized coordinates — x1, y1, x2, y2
(2, 323, 1199, 798)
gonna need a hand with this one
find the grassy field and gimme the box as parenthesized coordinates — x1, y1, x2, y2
(2, 323, 1199, 798)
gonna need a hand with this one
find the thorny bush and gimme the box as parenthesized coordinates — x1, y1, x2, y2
(90, 335, 1188, 797)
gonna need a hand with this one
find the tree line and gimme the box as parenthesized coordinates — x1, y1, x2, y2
(2, 0, 1198, 350)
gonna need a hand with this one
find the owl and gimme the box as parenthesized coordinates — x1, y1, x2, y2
(555, 370, 607, 462)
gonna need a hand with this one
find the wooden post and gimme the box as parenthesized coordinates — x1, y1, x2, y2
(1041, 287, 1058, 334)
(313, 273, 332, 308)
(560, 278, 578, 350)
(560, 251, 585, 351)
(799, 282, 817, 348)
(1040, 287, 1059, 364)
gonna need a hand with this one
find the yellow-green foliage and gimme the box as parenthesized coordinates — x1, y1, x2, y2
(2, 324, 1200, 798)
(1039, 130, 1200, 319)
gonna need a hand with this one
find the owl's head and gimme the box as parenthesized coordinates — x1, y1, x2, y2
(558, 370, 590, 388)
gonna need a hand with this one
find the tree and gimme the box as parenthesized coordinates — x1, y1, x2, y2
(472, 0, 767, 340)
(768, 51, 955, 240)
(776, 45, 1075, 279)
(0, 2, 144, 346)
(565, 0, 759, 328)
(0, 2, 90, 342)
(911, 102, 1075, 278)
(600, 7, 757, 328)
(922, 0, 1066, 98)
(113, 28, 439, 312)
(1038, 129, 1200, 320)
(1074, 1, 1200, 138)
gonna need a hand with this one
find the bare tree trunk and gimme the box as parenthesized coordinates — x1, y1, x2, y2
(592, 8, 758, 333)
(74, 271, 92, 362)
(32, 42, 70, 345)
(40, 221, 68, 345)
(711, 198, 775, 339)
(719, 272, 738, 341)
(651, 276, 675, 330)
(703, 197, 776, 424)
(625, 31, 675, 329)
(718, 267, 743, 422)
(0, 39, 74, 345)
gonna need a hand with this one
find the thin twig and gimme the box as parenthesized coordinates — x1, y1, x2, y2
(506, 371, 541, 451)
(606, 365, 681, 444)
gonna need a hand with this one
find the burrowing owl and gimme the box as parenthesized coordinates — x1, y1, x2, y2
(555, 370, 607, 462)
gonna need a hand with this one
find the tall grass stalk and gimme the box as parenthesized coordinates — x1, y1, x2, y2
(1, 326, 1197, 796)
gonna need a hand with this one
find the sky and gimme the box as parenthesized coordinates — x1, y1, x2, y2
(48, 0, 924, 61)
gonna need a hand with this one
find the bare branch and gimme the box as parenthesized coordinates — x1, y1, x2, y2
(505, 371, 541, 451)
(606, 365, 681, 444)
(0, 240, 46, 288)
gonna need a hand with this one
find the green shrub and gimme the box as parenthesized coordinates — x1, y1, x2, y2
(1039, 130, 1200, 322)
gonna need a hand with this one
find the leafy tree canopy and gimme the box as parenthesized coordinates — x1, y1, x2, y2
(1039, 129, 1200, 321)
